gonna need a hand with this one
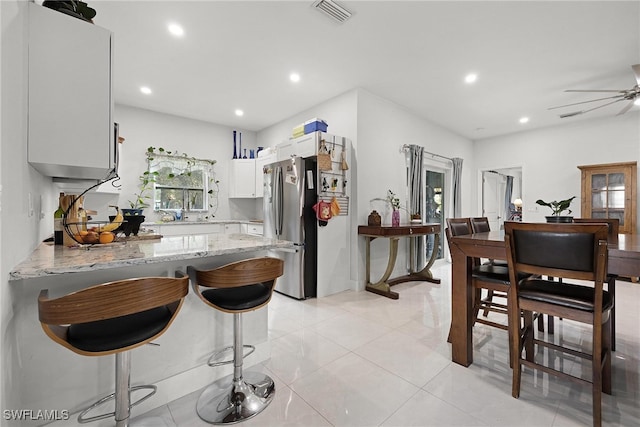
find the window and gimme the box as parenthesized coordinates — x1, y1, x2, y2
(147, 151, 218, 217)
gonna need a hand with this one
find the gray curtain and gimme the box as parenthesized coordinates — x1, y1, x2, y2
(407, 145, 425, 270)
(452, 157, 463, 217)
(504, 175, 514, 224)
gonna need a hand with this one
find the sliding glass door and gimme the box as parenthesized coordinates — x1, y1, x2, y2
(425, 169, 445, 260)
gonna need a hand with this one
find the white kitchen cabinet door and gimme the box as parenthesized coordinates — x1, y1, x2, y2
(28, 3, 115, 180)
(255, 154, 276, 198)
(229, 159, 256, 198)
(224, 223, 241, 234)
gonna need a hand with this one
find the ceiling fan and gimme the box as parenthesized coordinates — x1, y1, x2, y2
(549, 64, 640, 118)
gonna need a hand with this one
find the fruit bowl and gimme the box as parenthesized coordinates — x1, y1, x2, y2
(63, 220, 123, 245)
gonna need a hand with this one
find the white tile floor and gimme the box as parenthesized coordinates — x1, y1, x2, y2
(135, 263, 640, 426)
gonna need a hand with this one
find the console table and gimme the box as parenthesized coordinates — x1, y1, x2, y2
(358, 224, 441, 299)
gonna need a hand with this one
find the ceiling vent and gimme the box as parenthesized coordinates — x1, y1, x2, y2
(312, 0, 352, 24)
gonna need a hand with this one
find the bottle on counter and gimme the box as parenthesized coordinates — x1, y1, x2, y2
(53, 192, 64, 245)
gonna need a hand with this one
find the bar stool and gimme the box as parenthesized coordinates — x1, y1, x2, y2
(187, 257, 284, 424)
(38, 276, 189, 426)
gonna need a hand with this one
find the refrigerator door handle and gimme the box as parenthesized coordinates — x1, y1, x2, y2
(275, 165, 284, 236)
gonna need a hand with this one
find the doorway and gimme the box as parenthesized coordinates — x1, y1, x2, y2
(481, 167, 522, 230)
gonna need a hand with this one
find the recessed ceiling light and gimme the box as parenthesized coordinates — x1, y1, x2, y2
(140, 86, 152, 95)
(519, 117, 529, 124)
(464, 73, 478, 84)
(290, 73, 301, 83)
(235, 109, 244, 117)
(634, 98, 640, 106)
(168, 23, 184, 37)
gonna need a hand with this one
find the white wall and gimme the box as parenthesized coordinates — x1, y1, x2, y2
(473, 112, 640, 227)
(1, 0, 57, 416)
(84, 104, 262, 222)
(355, 90, 474, 283)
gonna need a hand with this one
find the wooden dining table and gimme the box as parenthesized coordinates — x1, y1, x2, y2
(448, 230, 640, 367)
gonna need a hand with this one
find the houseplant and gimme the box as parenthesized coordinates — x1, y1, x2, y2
(536, 196, 576, 223)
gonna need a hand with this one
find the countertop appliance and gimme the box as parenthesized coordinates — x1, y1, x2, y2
(263, 156, 317, 299)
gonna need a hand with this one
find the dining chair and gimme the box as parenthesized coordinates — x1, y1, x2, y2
(470, 217, 508, 317)
(573, 217, 619, 350)
(504, 222, 612, 427)
(445, 218, 511, 335)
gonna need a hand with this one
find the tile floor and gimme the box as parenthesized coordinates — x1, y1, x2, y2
(135, 263, 640, 426)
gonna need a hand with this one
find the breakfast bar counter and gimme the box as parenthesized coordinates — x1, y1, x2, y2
(7, 233, 293, 427)
(9, 233, 294, 280)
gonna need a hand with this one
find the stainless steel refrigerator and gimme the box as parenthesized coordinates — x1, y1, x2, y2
(263, 156, 317, 299)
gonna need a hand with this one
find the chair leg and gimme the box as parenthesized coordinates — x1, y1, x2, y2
(482, 290, 494, 317)
(603, 315, 612, 395)
(609, 276, 616, 351)
(196, 313, 275, 424)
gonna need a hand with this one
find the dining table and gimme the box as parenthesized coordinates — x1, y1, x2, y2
(448, 230, 640, 367)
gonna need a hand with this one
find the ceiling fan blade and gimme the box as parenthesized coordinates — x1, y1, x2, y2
(559, 111, 584, 118)
(558, 98, 625, 118)
(632, 64, 640, 86)
(548, 94, 626, 110)
(615, 99, 635, 116)
(565, 89, 627, 93)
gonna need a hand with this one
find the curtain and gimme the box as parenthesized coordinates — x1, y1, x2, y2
(452, 157, 463, 217)
(504, 175, 514, 225)
(407, 145, 425, 270)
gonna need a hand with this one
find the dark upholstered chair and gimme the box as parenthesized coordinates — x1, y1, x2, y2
(38, 276, 189, 426)
(446, 218, 511, 332)
(504, 222, 612, 427)
(188, 257, 284, 424)
(470, 217, 509, 316)
(573, 218, 619, 350)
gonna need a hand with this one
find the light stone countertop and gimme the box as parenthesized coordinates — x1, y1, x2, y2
(9, 233, 291, 281)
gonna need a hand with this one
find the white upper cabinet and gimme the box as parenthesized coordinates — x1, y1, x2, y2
(28, 3, 116, 180)
(228, 159, 256, 198)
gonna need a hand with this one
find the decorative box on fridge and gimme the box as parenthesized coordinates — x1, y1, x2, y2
(304, 118, 327, 134)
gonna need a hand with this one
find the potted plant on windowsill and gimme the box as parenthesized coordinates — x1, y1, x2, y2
(536, 196, 576, 223)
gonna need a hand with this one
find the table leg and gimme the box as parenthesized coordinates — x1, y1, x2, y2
(449, 240, 473, 366)
(387, 234, 442, 286)
(365, 237, 400, 299)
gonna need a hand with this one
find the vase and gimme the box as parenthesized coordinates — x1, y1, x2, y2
(392, 209, 400, 227)
(232, 130, 237, 159)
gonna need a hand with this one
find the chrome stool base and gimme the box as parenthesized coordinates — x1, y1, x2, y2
(196, 372, 275, 424)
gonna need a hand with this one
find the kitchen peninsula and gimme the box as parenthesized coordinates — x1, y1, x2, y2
(8, 233, 293, 427)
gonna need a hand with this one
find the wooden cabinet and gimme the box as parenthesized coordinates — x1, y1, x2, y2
(28, 3, 115, 180)
(578, 162, 636, 233)
(228, 159, 256, 198)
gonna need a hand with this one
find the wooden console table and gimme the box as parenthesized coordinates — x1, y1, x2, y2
(358, 224, 441, 299)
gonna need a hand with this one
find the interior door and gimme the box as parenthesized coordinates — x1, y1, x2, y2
(482, 171, 504, 230)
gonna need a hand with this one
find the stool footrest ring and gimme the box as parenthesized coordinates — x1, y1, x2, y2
(78, 385, 157, 424)
(207, 344, 255, 367)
